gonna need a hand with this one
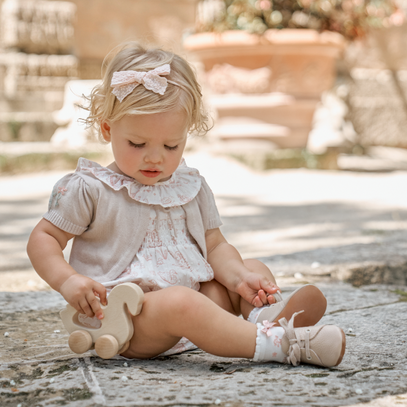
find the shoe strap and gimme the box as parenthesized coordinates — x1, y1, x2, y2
(279, 310, 311, 366)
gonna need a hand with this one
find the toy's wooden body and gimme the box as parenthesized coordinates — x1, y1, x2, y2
(60, 283, 144, 359)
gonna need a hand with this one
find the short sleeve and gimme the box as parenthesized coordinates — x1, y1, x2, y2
(43, 173, 95, 235)
(197, 176, 223, 230)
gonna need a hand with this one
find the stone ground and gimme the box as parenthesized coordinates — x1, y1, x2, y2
(1, 151, 407, 407)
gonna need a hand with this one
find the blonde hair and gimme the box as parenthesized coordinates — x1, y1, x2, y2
(83, 42, 211, 141)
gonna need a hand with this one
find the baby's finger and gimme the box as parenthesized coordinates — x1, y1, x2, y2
(267, 283, 280, 293)
(267, 294, 276, 304)
(75, 303, 86, 316)
(260, 280, 280, 295)
(252, 295, 262, 308)
(258, 289, 268, 304)
(79, 299, 95, 318)
(93, 284, 107, 306)
(87, 293, 104, 320)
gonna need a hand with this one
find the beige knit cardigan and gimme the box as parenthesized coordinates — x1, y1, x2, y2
(43, 168, 222, 284)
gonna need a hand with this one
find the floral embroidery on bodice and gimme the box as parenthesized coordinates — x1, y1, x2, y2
(103, 206, 214, 293)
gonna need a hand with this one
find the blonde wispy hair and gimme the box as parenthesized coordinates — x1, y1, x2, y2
(83, 42, 211, 141)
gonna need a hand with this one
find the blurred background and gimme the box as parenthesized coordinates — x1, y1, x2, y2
(1, 0, 407, 291)
(0, 0, 406, 171)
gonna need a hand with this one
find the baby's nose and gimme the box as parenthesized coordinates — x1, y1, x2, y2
(145, 149, 162, 163)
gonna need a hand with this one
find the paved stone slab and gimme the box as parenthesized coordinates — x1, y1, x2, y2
(1, 284, 406, 406)
(1, 153, 407, 406)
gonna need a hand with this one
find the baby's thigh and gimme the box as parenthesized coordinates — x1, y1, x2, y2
(121, 290, 182, 359)
(199, 280, 240, 315)
(122, 329, 179, 360)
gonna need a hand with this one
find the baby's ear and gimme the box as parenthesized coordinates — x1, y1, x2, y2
(100, 121, 111, 142)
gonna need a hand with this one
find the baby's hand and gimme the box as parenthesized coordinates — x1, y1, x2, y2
(256, 288, 278, 306)
(59, 274, 107, 320)
(236, 273, 280, 308)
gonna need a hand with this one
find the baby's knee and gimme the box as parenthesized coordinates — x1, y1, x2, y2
(145, 285, 201, 316)
(170, 286, 206, 315)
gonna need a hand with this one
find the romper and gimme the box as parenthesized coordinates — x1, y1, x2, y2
(66, 158, 218, 356)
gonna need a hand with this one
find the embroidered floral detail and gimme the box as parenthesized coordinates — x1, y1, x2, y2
(102, 206, 214, 293)
(55, 187, 67, 207)
(160, 269, 178, 285)
(48, 186, 67, 209)
(76, 158, 201, 207)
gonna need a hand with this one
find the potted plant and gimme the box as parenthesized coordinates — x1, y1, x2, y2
(183, 0, 402, 149)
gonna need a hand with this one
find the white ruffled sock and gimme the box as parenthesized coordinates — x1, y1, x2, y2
(253, 322, 287, 363)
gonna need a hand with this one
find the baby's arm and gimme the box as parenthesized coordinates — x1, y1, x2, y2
(206, 228, 279, 307)
(27, 219, 107, 319)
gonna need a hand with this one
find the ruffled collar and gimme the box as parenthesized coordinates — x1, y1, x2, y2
(76, 157, 202, 208)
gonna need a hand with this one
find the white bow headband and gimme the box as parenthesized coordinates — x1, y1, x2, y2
(111, 64, 179, 102)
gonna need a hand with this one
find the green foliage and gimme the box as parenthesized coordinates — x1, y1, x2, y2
(196, 0, 404, 40)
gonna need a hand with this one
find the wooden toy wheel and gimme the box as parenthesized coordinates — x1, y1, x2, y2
(95, 334, 119, 359)
(68, 330, 93, 354)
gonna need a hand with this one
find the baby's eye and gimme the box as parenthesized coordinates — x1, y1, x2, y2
(128, 141, 145, 148)
(165, 145, 178, 151)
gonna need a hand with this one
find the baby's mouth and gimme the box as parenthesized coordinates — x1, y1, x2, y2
(140, 170, 162, 178)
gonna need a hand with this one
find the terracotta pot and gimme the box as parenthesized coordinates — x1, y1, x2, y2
(183, 29, 346, 148)
(184, 29, 345, 98)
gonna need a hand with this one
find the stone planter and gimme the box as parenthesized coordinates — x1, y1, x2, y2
(184, 29, 345, 148)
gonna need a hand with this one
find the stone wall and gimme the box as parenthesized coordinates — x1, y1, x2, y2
(1, 0, 75, 54)
(0, 0, 78, 141)
(70, 0, 199, 79)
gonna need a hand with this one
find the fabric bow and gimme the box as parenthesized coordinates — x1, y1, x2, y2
(111, 64, 171, 102)
(260, 320, 276, 337)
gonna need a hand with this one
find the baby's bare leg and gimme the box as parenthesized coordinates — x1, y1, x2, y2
(122, 286, 257, 360)
(200, 259, 277, 319)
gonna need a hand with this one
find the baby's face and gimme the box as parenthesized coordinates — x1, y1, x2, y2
(101, 110, 188, 185)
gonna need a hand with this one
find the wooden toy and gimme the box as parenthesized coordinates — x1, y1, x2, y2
(60, 282, 144, 359)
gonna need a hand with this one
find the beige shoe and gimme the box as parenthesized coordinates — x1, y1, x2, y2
(255, 284, 327, 328)
(279, 311, 346, 367)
